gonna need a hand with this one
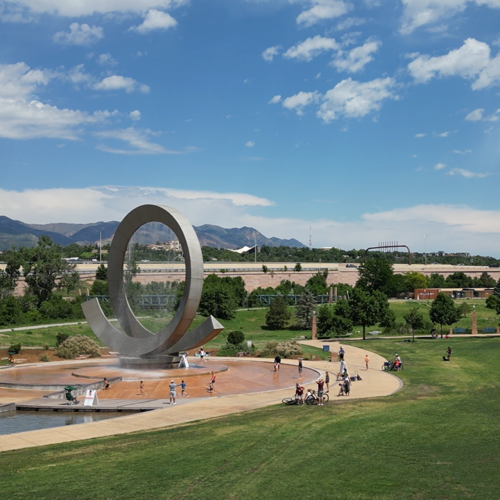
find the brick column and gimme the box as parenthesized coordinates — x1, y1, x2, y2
(312, 313, 317, 340)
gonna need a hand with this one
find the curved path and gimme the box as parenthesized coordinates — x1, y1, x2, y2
(0, 341, 401, 453)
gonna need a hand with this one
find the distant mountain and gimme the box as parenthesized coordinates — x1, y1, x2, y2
(0, 216, 305, 251)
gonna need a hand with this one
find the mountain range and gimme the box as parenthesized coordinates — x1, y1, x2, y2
(0, 216, 304, 251)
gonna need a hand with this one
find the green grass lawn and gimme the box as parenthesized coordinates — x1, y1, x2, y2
(2, 337, 500, 499)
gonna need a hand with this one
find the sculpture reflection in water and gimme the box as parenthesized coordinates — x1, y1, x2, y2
(82, 204, 224, 369)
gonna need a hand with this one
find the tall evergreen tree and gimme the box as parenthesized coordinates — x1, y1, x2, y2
(295, 289, 316, 329)
(265, 296, 291, 330)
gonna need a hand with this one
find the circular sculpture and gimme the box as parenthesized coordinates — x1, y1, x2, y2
(82, 204, 224, 368)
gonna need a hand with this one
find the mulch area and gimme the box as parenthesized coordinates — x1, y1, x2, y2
(0, 348, 113, 365)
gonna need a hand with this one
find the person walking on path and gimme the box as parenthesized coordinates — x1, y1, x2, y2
(139, 380, 145, 397)
(298, 359, 303, 377)
(199, 348, 206, 362)
(209, 371, 216, 392)
(274, 355, 281, 372)
(316, 378, 325, 406)
(338, 346, 345, 361)
(325, 371, 330, 392)
(365, 354, 370, 370)
(180, 380, 187, 397)
(447, 347, 452, 360)
(103, 378, 110, 390)
(169, 380, 179, 404)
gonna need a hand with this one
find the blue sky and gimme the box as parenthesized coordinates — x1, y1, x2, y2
(1, 0, 500, 255)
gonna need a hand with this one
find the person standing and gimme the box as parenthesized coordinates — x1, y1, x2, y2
(295, 383, 305, 403)
(180, 380, 187, 396)
(338, 346, 345, 361)
(139, 380, 145, 397)
(274, 354, 281, 371)
(199, 348, 205, 362)
(103, 378, 110, 390)
(316, 378, 325, 406)
(169, 380, 178, 404)
(365, 354, 370, 370)
(447, 346, 452, 360)
(325, 371, 330, 392)
(298, 359, 303, 377)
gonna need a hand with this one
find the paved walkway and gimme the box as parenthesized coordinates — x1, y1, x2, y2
(0, 341, 402, 453)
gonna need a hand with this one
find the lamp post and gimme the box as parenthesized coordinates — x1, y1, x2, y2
(424, 234, 430, 265)
(99, 228, 103, 263)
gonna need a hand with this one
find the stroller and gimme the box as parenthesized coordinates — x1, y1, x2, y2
(63, 386, 79, 405)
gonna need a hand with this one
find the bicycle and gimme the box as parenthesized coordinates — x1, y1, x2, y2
(282, 397, 303, 405)
(304, 390, 329, 405)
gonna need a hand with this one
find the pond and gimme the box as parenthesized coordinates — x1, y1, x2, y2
(0, 410, 131, 436)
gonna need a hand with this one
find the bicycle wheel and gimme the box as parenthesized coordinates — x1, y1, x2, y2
(322, 393, 329, 404)
(283, 397, 299, 405)
(305, 397, 317, 405)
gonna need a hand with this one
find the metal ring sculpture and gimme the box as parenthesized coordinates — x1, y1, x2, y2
(82, 205, 223, 358)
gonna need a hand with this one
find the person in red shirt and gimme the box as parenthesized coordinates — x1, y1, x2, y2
(295, 383, 304, 404)
(316, 378, 325, 406)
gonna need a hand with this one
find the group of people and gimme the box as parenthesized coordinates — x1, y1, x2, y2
(294, 372, 330, 405)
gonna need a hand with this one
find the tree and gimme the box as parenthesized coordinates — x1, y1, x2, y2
(429, 293, 461, 338)
(429, 273, 446, 288)
(305, 271, 328, 296)
(459, 302, 472, 318)
(266, 296, 291, 330)
(295, 289, 316, 329)
(227, 330, 245, 345)
(294, 263, 302, 272)
(444, 272, 472, 288)
(199, 286, 237, 319)
(95, 264, 108, 281)
(494, 278, 500, 300)
(404, 272, 430, 292)
(473, 272, 496, 288)
(404, 305, 425, 342)
(0, 250, 22, 298)
(486, 294, 500, 310)
(19, 236, 75, 306)
(356, 258, 395, 297)
(317, 305, 332, 335)
(340, 288, 389, 340)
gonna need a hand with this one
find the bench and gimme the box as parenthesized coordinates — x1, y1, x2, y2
(195, 353, 210, 358)
(482, 327, 497, 334)
(453, 328, 467, 334)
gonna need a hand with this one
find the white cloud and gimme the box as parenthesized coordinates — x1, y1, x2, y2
(283, 36, 338, 61)
(316, 77, 397, 122)
(436, 131, 449, 137)
(66, 64, 93, 86)
(335, 16, 365, 30)
(262, 45, 281, 62)
(415, 133, 426, 137)
(447, 168, 489, 178)
(400, 0, 500, 35)
(2, 188, 500, 256)
(407, 38, 500, 90)
(245, 141, 255, 147)
(95, 127, 178, 155)
(53, 23, 104, 46)
(434, 162, 446, 170)
(93, 75, 150, 93)
(129, 9, 177, 34)
(407, 38, 490, 83)
(1, 0, 189, 17)
(0, 62, 113, 140)
(330, 39, 381, 73)
(453, 149, 472, 154)
(295, 0, 353, 27)
(97, 53, 118, 67)
(282, 91, 321, 116)
(465, 108, 484, 121)
(129, 110, 141, 121)
(269, 95, 281, 104)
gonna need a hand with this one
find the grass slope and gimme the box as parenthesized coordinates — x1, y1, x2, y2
(2, 337, 500, 499)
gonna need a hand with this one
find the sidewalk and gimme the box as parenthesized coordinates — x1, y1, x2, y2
(0, 344, 402, 453)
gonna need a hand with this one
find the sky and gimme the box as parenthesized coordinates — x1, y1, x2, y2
(1, 0, 500, 256)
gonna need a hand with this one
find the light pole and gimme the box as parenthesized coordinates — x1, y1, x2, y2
(99, 228, 103, 263)
(424, 234, 430, 265)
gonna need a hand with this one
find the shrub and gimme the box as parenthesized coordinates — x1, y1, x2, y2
(227, 330, 245, 345)
(39, 354, 50, 362)
(56, 332, 70, 346)
(486, 294, 499, 310)
(8, 343, 21, 354)
(40, 295, 74, 320)
(260, 340, 303, 358)
(56, 335, 101, 359)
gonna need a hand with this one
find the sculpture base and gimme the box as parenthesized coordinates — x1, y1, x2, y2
(119, 354, 180, 370)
